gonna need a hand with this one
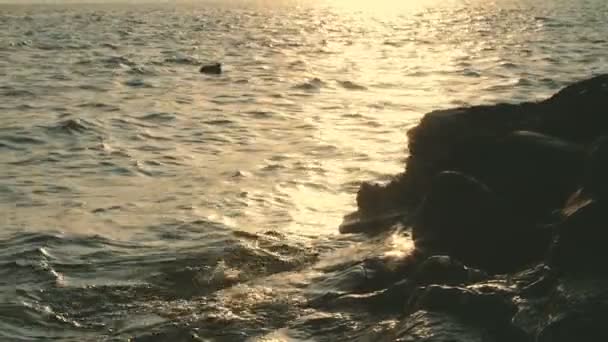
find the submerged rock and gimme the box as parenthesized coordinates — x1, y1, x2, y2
(199, 62, 222, 74)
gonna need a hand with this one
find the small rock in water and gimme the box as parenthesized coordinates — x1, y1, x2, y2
(199, 63, 222, 75)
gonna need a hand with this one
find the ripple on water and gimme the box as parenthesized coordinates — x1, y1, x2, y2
(0, 225, 323, 338)
(76, 102, 120, 111)
(163, 55, 200, 65)
(245, 110, 275, 119)
(292, 78, 325, 91)
(0, 134, 45, 146)
(46, 118, 92, 135)
(101, 55, 136, 68)
(127, 64, 157, 75)
(100, 42, 119, 50)
(124, 79, 155, 88)
(137, 112, 178, 123)
(337, 80, 368, 91)
(1, 88, 36, 97)
(203, 119, 235, 126)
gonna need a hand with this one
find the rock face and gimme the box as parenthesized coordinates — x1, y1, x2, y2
(413, 170, 552, 272)
(355, 74, 608, 218)
(350, 74, 608, 272)
(550, 199, 608, 275)
(340, 74, 608, 342)
(581, 136, 608, 200)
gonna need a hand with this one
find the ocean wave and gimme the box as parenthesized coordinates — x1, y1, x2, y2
(163, 55, 201, 65)
(46, 118, 92, 135)
(0, 134, 45, 146)
(101, 55, 136, 68)
(137, 112, 178, 123)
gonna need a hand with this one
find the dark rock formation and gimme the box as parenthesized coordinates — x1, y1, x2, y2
(340, 74, 608, 342)
(550, 200, 608, 275)
(405, 285, 529, 342)
(548, 136, 608, 275)
(354, 74, 608, 219)
(581, 136, 608, 200)
(199, 63, 222, 75)
(413, 171, 551, 272)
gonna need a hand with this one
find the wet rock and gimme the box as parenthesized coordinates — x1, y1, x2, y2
(131, 324, 206, 342)
(548, 136, 608, 274)
(408, 130, 583, 225)
(356, 181, 387, 213)
(412, 172, 499, 245)
(412, 171, 547, 272)
(355, 173, 415, 216)
(405, 285, 528, 341)
(490, 131, 584, 221)
(581, 136, 608, 200)
(199, 62, 222, 74)
(339, 210, 406, 235)
(407, 285, 515, 322)
(515, 264, 558, 297)
(400, 103, 539, 208)
(533, 276, 608, 342)
(541, 74, 608, 142)
(352, 75, 607, 225)
(550, 200, 608, 275)
(390, 310, 488, 342)
(536, 310, 608, 342)
(343, 74, 608, 341)
(411, 255, 487, 287)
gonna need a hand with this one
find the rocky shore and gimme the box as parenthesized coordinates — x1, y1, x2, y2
(337, 74, 608, 341)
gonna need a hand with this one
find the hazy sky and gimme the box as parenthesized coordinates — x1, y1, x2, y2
(0, 0, 178, 4)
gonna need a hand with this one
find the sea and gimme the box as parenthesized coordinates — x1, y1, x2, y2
(0, 0, 607, 340)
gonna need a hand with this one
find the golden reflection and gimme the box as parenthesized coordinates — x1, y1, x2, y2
(321, 0, 444, 13)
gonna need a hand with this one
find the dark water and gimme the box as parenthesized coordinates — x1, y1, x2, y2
(1, 0, 607, 340)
